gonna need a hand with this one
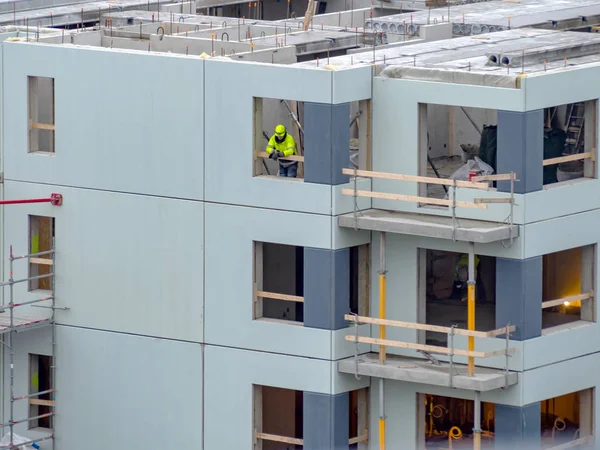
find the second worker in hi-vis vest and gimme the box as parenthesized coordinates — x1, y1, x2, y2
(266, 124, 298, 178)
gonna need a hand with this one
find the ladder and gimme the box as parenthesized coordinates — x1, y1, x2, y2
(564, 102, 585, 155)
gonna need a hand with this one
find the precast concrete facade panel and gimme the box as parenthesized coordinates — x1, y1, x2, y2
(2, 43, 205, 199)
(203, 345, 332, 450)
(3, 181, 205, 342)
(204, 202, 336, 358)
(203, 58, 337, 214)
(55, 326, 203, 450)
(523, 66, 600, 110)
(331, 66, 372, 105)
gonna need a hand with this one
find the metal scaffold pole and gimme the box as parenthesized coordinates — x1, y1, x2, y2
(8, 246, 14, 449)
(0, 245, 59, 450)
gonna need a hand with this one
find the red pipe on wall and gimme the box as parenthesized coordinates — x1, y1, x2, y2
(0, 193, 63, 206)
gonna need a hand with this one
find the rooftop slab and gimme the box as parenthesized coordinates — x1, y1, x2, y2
(338, 209, 519, 243)
(366, 0, 600, 36)
(339, 352, 518, 391)
(297, 28, 600, 83)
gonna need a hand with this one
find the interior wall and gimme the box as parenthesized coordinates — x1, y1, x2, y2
(451, 107, 497, 159)
(262, 386, 302, 448)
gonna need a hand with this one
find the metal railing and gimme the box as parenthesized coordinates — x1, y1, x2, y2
(341, 168, 518, 244)
(346, 314, 516, 388)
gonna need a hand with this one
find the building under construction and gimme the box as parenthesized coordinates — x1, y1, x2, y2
(0, 0, 599, 448)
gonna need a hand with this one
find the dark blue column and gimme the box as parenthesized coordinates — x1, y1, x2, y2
(303, 248, 349, 330)
(304, 102, 350, 185)
(495, 403, 541, 450)
(496, 257, 542, 340)
(303, 392, 349, 450)
(497, 110, 544, 194)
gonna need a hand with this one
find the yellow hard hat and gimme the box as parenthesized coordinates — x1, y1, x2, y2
(275, 124, 286, 136)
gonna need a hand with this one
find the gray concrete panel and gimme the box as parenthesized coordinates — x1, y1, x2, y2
(497, 110, 544, 194)
(494, 403, 541, 450)
(332, 102, 351, 185)
(55, 326, 203, 450)
(304, 102, 333, 185)
(303, 392, 349, 450)
(304, 247, 350, 330)
(496, 257, 542, 340)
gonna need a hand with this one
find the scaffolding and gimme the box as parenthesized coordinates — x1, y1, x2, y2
(0, 245, 57, 449)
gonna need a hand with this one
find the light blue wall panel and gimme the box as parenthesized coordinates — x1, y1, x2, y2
(521, 352, 600, 405)
(204, 202, 336, 359)
(2, 327, 53, 449)
(3, 181, 204, 342)
(203, 345, 332, 450)
(523, 67, 600, 110)
(522, 208, 600, 258)
(523, 323, 600, 371)
(524, 179, 600, 224)
(204, 58, 336, 214)
(2, 42, 204, 199)
(331, 66, 372, 105)
(331, 178, 372, 217)
(55, 326, 202, 450)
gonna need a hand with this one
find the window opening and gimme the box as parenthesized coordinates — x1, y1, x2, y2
(424, 249, 496, 346)
(542, 245, 595, 330)
(28, 76, 55, 154)
(29, 215, 55, 291)
(254, 242, 304, 324)
(29, 354, 53, 429)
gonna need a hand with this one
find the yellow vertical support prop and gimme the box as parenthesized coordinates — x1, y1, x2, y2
(379, 232, 387, 450)
(467, 242, 476, 377)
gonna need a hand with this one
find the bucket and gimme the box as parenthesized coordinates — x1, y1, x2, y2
(557, 160, 584, 182)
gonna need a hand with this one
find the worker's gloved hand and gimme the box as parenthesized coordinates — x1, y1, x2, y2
(277, 152, 285, 158)
(272, 152, 279, 160)
(269, 151, 276, 160)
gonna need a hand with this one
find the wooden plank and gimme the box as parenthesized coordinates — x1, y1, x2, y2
(253, 386, 263, 450)
(541, 292, 592, 309)
(255, 432, 303, 446)
(29, 257, 53, 266)
(349, 433, 369, 445)
(344, 314, 503, 338)
(474, 198, 513, 204)
(344, 335, 488, 358)
(29, 398, 55, 407)
(30, 122, 56, 131)
(481, 348, 517, 358)
(341, 168, 490, 190)
(255, 151, 305, 162)
(543, 152, 593, 167)
(341, 189, 487, 210)
(256, 290, 304, 303)
(471, 173, 515, 182)
(486, 324, 517, 337)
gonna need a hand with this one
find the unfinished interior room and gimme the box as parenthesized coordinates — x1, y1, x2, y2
(1, 0, 600, 449)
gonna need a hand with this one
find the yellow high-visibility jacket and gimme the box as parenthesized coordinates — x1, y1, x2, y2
(266, 133, 297, 158)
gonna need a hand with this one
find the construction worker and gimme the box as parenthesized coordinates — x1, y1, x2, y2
(266, 124, 298, 178)
(453, 253, 480, 300)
